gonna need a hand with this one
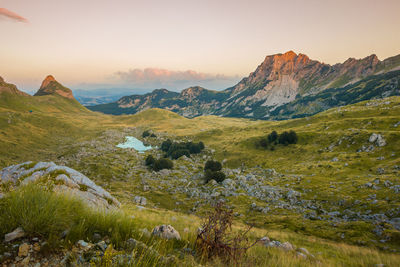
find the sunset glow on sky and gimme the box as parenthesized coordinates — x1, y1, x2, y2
(1, 0, 400, 93)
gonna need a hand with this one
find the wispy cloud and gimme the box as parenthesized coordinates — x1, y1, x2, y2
(0, 8, 28, 23)
(114, 68, 239, 90)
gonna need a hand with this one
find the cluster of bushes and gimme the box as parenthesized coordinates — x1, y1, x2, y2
(145, 155, 173, 171)
(142, 130, 156, 138)
(204, 160, 226, 183)
(258, 130, 298, 149)
(161, 139, 205, 160)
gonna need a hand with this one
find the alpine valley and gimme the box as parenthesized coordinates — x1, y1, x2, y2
(1, 51, 400, 267)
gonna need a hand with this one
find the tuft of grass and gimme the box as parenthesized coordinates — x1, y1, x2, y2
(0, 184, 138, 248)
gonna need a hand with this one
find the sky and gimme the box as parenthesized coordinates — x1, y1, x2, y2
(1, 0, 400, 94)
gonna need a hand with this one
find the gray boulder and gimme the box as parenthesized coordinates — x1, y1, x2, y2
(134, 196, 147, 206)
(4, 227, 26, 242)
(369, 133, 386, 147)
(152, 225, 181, 240)
(0, 162, 120, 209)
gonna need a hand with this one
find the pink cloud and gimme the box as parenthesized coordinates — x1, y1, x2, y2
(115, 68, 235, 83)
(0, 8, 28, 23)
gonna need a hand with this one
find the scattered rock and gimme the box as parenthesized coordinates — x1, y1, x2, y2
(369, 133, 386, 147)
(298, 247, 310, 255)
(77, 240, 89, 248)
(280, 242, 294, 251)
(297, 252, 307, 259)
(152, 225, 181, 240)
(33, 242, 41, 252)
(18, 243, 30, 257)
(21, 255, 30, 265)
(369, 133, 379, 143)
(134, 196, 147, 206)
(96, 241, 107, 252)
(4, 227, 26, 242)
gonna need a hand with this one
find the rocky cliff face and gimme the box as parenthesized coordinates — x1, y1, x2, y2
(88, 51, 400, 119)
(34, 75, 74, 99)
(0, 76, 29, 96)
(222, 52, 381, 113)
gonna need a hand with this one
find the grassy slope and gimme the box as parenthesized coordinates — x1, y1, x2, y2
(1, 92, 400, 266)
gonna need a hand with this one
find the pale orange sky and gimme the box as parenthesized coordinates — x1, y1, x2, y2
(1, 0, 399, 93)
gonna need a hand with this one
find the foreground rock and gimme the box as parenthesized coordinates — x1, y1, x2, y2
(4, 227, 26, 242)
(152, 225, 181, 240)
(0, 161, 120, 209)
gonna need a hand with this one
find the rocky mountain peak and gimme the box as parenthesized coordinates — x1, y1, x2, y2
(34, 75, 74, 99)
(40, 75, 56, 89)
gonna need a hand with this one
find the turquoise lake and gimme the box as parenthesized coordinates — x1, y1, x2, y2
(116, 136, 152, 153)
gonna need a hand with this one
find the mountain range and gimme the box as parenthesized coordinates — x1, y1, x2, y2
(88, 51, 400, 119)
(1, 51, 399, 121)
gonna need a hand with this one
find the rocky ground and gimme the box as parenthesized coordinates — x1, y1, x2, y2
(48, 128, 400, 251)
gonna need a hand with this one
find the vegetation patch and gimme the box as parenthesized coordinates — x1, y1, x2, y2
(204, 160, 226, 183)
(145, 155, 174, 172)
(161, 139, 205, 159)
(257, 130, 298, 149)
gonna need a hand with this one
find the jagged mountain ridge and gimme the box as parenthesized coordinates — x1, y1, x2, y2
(87, 51, 400, 119)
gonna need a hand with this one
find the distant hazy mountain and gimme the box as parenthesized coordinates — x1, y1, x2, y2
(74, 88, 141, 106)
(88, 51, 400, 119)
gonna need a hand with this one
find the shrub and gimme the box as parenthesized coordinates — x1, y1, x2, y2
(267, 130, 278, 143)
(150, 133, 157, 138)
(199, 141, 205, 150)
(196, 202, 257, 264)
(161, 139, 172, 152)
(142, 130, 151, 138)
(204, 160, 222, 172)
(145, 155, 156, 166)
(170, 149, 190, 160)
(278, 130, 298, 145)
(204, 169, 226, 184)
(153, 158, 173, 171)
(288, 130, 298, 144)
(162, 140, 205, 158)
(188, 142, 202, 154)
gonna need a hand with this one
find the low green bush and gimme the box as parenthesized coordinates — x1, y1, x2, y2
(203, 160, 225, 183)
(160, 140, 205, 159)
(257, 130, 298, 148)
(145, 155, 156, 166)
(153, 158, 173, 172)
(204, 160, 222, 172)
(204, 169, 226, 183)
(142, 130, 151, 138)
